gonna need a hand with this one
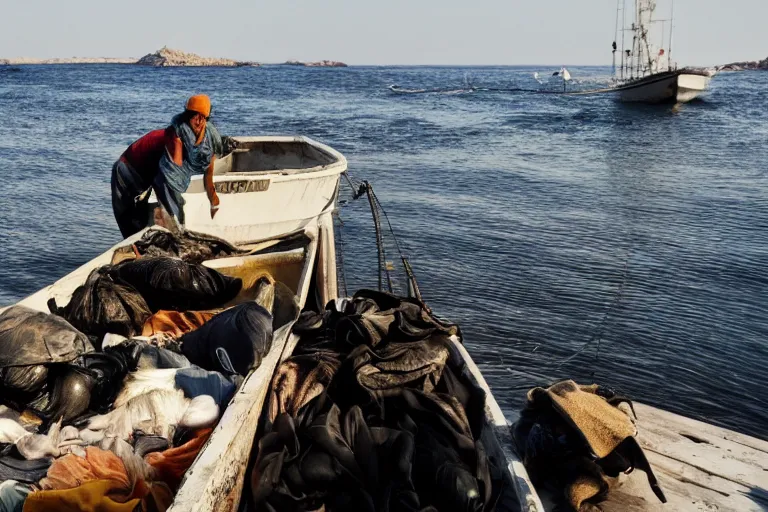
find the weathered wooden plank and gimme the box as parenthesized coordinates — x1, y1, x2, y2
(634, 403, 768, 490)
(599, 451, 765, 512)
(598, 403, 768, 512)
(634, 403, 768, 459)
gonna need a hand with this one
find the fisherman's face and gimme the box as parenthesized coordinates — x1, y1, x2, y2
(190, 113, 207, 135)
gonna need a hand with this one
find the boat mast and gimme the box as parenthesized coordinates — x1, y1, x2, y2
(669, 0, 674, 70)
(633, 0, 657, 76)
(620, 0, 626, 79)
(633, 0, 640, 78)
(644, 0, 656, 73)
(660, 20, 665, 72)
(612, 0, 620, 77)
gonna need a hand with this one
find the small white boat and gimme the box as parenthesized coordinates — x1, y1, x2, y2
(151, 136, 348, 244)
(614, 68, 712, 103)
(610, 0, 712, 103)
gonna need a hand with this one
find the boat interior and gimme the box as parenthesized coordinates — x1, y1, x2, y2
(214, 138, 342, 176)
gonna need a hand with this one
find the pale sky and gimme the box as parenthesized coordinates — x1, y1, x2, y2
(1, 0, 764, 66)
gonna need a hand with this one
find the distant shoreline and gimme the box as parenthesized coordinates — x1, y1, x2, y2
(0, 58, 137, 65)
(2, 58, 766, 70)
(0, 47, 347, 68)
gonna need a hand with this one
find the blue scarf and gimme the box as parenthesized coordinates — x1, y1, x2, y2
(157, 114, 222, 194)
(154, 115, 223, 220)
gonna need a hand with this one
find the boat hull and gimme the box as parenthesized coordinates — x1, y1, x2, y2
(182, 167, 343, 244)
(617, 70, 711, 103)
(148, 136, 347, 245)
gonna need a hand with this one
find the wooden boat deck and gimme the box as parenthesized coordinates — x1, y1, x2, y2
(506, 401, 768, 512)
(595, 403, 768, 512)
(585, 403, 768, 512)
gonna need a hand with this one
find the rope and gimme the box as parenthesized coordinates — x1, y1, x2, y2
(342, 171, 363, 193)
(341, 173, 424, 300)
(368, 186, 407, 257)
(555, 240, 634, 370)
(363, 182, 393, 292)
(390, 85, 620, 96)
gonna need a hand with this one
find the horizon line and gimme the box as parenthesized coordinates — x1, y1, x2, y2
(2, 61, 722, 68)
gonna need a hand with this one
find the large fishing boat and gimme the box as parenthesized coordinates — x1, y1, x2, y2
(610, 0, 713, 103)
(2, 138, 765, 511)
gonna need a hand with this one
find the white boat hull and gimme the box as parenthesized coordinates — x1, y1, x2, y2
(183, 167, 343, 244)
(617, 71, 711, 104)
(149, 136, 347, 245)
(676, 73, 712, 103)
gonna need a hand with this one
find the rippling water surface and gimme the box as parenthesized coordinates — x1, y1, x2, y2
(1, 65, 766, 438)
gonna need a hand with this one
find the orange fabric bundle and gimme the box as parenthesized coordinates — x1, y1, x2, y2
(40, 447, 131, 492)
(27, 446, 177, 512)
(23, 479, 140, 512)
(145, 428, 213, 489)
(141, 310, 216, 338)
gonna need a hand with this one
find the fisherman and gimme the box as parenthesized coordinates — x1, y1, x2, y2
(111, 94, 223, 238)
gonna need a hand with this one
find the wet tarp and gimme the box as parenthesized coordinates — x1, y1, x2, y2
(118, 229, 247, 265)
(0, 307, 92, 368)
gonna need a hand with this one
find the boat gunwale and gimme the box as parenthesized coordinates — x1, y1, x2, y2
(213, 135, 348, 178)
(161, 223, 322, 511)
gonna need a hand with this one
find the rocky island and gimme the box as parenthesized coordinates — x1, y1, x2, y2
(136, 47, 258, 67)
(0, 49, 351, 68)
(283, 60, 348, 67)
(717, 56, 768, 72)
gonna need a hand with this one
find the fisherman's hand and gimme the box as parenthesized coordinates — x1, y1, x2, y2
(222, 136, 239, 155)
(210, 194, 220, 219)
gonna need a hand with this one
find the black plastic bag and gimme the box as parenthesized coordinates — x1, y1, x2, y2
(0, 306, 92, 368)
(28, 365, 94, 423)
(77, 352, 133, 412)
(181, 302, 273, 376)
(48, 267, 151, 340)
(109, 257, 242, 312)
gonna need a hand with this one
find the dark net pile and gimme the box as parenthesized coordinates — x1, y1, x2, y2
(248, 290, 503, 512)
(113, 229, 248, 264)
